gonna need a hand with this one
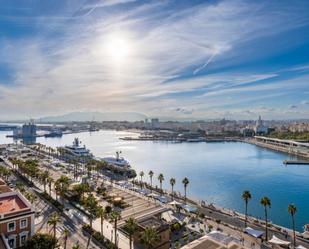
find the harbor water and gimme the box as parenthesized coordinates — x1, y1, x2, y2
(0, 129, 308, 231)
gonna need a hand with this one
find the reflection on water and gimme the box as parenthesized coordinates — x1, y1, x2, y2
(0, 129, 308, 231)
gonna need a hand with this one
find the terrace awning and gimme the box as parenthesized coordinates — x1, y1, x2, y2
(245, 227, 264, 238)
(269, 235, 291, 246)
(168, 200, 181, 206)
(296, 245, 307, 249)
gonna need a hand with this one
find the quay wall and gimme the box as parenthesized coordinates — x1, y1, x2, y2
(244, 138, 309, 159)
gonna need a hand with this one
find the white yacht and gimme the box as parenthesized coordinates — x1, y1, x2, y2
(62, 138, 92, 158)
(101, 151, 131, 168)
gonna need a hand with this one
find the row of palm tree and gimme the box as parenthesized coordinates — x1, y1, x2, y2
(242, 190, 298, 246)
(139, 171, 190, 203)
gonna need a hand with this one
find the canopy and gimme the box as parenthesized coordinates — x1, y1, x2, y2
(147, 193, 158, 197)
(268, 235, 291, 246)
(245, 227, 264, 238)
(168, 200, 181, 206)
(296, 245, 307, 249)
(181, 204, 197, 213)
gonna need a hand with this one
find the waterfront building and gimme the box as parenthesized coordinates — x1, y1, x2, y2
(0, 188, 35, 248)
(254, 116, 268, 135)
(22, 122, 36, 138)
(254, 136, 309, 157)
(12, 121, 36, 139)
(151, 118, 160, 129)
(181, 232, 249, 249)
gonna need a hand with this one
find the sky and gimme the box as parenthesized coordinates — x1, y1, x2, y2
(0, 0, 309, 120)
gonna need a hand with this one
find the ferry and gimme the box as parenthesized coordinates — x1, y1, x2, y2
(303, 224, 309, 239)
(100, 151, 131, 168)
(45, 129, 63, 137)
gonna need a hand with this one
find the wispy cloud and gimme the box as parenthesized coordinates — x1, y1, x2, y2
(0, 0, 308, 119)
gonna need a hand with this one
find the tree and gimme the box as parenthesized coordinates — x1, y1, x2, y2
(148, 170, 154, 191)
(23, 233, 58, 249)
(288, 204, 297, 247)
(110, 210, 121, 248)
(182, 177, 189, 204)
(25, 192, 37, 205)
(140, 227, 160, 249)
(84, 194, 99, 228)
(242, 190, 251, 227)
(40, 170, 50, 193)
(63, 228, 69, 249)
(158, 173, 164, 195)
(54, 176, 70, 205)
(139, 171, 144, 188)
(260, 196, 271, 241)
(170, 178, 176, 200)
(72, 244, 80, 249)
(48, 212, 61, 240)
(47, 177, 54, 196)
(124, 218, 138, 249)
(98, 206, 107, 236)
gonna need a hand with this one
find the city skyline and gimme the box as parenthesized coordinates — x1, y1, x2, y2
(0, 0, 309, 120)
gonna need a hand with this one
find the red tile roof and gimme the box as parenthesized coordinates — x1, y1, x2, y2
(0, 195, 27, 213)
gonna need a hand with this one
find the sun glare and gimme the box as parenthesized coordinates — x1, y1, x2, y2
(105, 35, 131, 62)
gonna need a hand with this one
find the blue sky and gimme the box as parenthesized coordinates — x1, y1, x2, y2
(0, 0, 309, 120)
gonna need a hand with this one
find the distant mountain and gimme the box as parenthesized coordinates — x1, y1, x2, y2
(38, 112, 148, 122)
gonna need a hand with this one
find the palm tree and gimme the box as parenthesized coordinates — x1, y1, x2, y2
(124, 218, 138, 249)
(47, 177, 53, 196)
(98, 206, 107, 236)
(140, 227, 160, 249)
(48, 212, 61, 240)
(148, 170, 154, 191)
(288, 204, 297, 246)
(72, 244, 80, 249)
(260, 196, 271, 241)
(242, 190, 252, 227)
(182, 177, 189, 204)
(158, 173, 164, 195)
(84, 194, 99, 228)
(139, 171, 144, 188)
(63, 228, 69, 249)
(54, 176, 70, 205)
(110, 210, 121, 248)
(40, 170, 50, 192)
(170, 178, 176, 200)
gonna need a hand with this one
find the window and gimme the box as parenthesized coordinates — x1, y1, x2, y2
(8, 237, 16, 248)
(20, 234, 27, 246)
(8, 222, 15, 232)
(20, 219, 27, 229)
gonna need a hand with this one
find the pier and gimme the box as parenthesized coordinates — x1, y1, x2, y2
(283, 160, 309, 165)
(246, 136, 309, 158)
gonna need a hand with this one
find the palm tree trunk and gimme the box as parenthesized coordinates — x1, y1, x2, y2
(184, 187, 187, 204)
(245, 201, 248, 227)
(114, 220, 118, 248)
(86, 234, 92, 249)
(172, 185, 174, 200)
(129, 236, 132, 249)
(101, 217, 103, 236)
(265, 207, 268, 241)
(53, 225, 56, 240)
(292, 215, 296, 246)
(64, 237, 68, 249)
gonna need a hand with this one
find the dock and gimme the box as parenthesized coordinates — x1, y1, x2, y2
(283, 160, 309, 165)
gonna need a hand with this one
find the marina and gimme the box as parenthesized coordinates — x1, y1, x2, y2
(0, 129, 309, 232)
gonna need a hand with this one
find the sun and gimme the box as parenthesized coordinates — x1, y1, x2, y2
(105, 35, 131, 62)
